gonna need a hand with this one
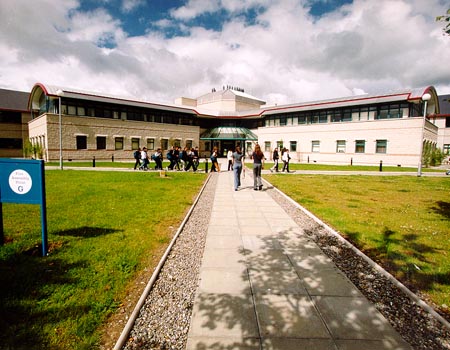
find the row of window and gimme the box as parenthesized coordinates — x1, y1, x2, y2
(75, 135, 193, 151)
(53, 99, 198, 126)
(0, 138, 22, 149)
(0, 111, 22, 124)
(263, 140, 388, 154)
(264, 103, 412, 127)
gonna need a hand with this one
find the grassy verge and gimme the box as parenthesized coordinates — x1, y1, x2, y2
(0, 170, 206, 350)
(261, 162, 446, 172)
(265, 174, 450, 313)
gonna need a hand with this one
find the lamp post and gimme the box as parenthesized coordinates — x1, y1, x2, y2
(56, 89, 64, 170)
(417, 93, 432, 177)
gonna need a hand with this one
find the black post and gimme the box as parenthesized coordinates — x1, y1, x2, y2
(351, 158, 353, 166)
(307, 156, 310, 163)
(205, 157, 209, 173)
(93, 156, 96, 167)
(379, 160, 383, 172)
(112, 155, 114, 162)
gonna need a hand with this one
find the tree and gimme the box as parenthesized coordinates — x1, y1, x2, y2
(436, 9, 450, 36)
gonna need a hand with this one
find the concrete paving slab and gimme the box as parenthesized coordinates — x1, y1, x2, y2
(241, 235, 283, 251)
(186, 336, 261, 350)
(205, 234, 243, 250)
(248, 267, 309, 295)
(312, 296, 409, 343)
(199, 267, 251, 294)
(207, 225, 240, 236)
(289, 252, 337, 271)
(334, 339, 413, 350)
(245, 250, 294, 270)
(202, 248, 247, 269)
(211, 216, 239, 226)
(261, 338, 337, 350)
(189, 293, 260, 338)
(239, 225, 274, 235)
(254, 294, 331, 338)
(297, 268, 363, 297)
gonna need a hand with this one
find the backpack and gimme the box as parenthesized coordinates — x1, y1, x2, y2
(151, 153, 157, 161)
(133, 150, 140, 160)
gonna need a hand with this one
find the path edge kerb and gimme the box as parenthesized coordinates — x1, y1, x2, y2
(263, 177, 450, 331)
(113, 172, 212, 350)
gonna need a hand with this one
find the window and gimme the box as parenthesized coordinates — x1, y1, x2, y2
(277, 141, 284, 150)
(376, 140, 387, 153)
(160, 138, 168, 150)
(0, 138, 22, 149)
(444, 144, 450, 155)
(446, 117, 450, 128)
(0, 111, 21, 123)
(336, 140, 346, 153)
(115, 137, 124, 150)
(312, 140, 320, 153)
(78, 106, 86, 116)
(290, 141, 297, 152)
(355, 140, 365, 153)
(264, 141, 271, 152)
(147, 138, 155, 150)
(131, 138, 140, 150)
(76, 135, 87, 150)
(68, 105, 77, 115)
(186, 139, 192, 149)
(174, 139, 181, 147)
(96, 136, 106, 150)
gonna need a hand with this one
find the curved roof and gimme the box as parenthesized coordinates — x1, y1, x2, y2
(200, 127, 258, 140)
(28, 83, 440, 118)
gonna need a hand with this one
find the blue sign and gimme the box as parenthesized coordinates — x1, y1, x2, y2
(0, 158, 48, 256)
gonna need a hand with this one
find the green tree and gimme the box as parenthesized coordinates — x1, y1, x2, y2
(436, 9, 450, 36)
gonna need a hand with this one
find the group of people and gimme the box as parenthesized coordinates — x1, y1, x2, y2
(133, 146, 200, 172)
(230, 144, 265, 191)
(269, 147, 291, 173)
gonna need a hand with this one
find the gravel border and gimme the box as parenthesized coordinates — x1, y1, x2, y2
(121, 173, 450, 350)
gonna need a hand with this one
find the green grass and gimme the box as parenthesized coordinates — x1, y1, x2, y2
(0, 170, 206, 350)
(260, 162, 447, 172)
(265, 174, 450, 311)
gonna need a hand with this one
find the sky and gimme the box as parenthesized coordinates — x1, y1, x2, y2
(0, 0, 449, 106)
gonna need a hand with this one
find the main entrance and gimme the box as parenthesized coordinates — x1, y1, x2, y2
(200, 127, 258, 157)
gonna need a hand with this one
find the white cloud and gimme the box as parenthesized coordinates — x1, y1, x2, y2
(121, 0, 145, 13)
(0, 0, 449, 107)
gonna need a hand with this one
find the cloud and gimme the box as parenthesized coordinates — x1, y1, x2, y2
(0, 0, 449, 106)
(121, 0, 145, 13)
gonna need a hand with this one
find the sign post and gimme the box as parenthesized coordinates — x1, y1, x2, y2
(0, 159, 48, 256)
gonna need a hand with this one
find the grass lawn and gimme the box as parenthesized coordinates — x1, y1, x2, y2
(0, 170, 206, 350)
(265, 174, 450, 313)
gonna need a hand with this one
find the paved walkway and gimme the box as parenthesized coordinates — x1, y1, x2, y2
(186, 169, 412, 350)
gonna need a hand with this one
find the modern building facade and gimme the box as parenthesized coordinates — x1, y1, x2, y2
(24, 83, 448, 168)
(0, 88, 31, 158)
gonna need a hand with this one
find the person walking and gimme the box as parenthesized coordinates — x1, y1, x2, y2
(232, 146, 244, 191)
(251, 144, 265, 190)
(139, 147, 149, 170)
(282, 148, 290, 172)
(133, 147, 141, 170)
(270, 147, 279, 172)
(227, 149, 234, 171)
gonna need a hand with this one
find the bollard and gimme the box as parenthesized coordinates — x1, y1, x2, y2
(307, 156, 310, 163)
(93, 156, 96, 168)
(205, 158, 209, 173)
(379, 160, 383, 172)
(350, 158, 353, 166)
(112, 155, 114, 162)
